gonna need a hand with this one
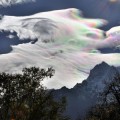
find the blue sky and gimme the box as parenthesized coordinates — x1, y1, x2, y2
(0, 0, 120, 30)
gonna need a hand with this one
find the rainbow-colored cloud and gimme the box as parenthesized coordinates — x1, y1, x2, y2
(0, 8, 120, 88)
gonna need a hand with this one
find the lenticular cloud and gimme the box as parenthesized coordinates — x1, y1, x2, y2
(0, 8, 120, 89)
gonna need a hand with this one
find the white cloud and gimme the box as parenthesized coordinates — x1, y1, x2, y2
(0, 8, 120, 89)
(0, 0, 35, 7)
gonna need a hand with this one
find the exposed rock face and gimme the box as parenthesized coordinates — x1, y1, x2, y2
(52, 62, 120, 119)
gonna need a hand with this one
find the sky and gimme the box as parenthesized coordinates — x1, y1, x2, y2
(0, 0, 120, 30)
(0, 0, 120, 89)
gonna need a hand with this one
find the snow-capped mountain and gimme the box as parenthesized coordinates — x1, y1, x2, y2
(52, 62, 120, 119)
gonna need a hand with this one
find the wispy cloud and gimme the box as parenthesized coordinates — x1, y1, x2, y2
(0, 0, 35, 7)
(0, 8, 120, 89)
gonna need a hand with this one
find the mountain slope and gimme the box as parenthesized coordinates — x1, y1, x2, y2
(52, 62, 120, 119)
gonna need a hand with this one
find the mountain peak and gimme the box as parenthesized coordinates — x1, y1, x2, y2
(95, 61, 110, 69)
(101, 61, 109, 65)
(52, 63, 120, 120)
(92, 61, 110, 70)
(88, 62, 111, 81)
(101, 61, 108, 65)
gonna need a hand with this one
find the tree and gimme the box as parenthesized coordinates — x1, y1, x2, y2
(85, 72, 120, 120)
(102, 72, 120, 106)
(0, 67, 69, 120)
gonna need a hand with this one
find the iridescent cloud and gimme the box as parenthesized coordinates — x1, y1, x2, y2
(0, 8, 120, 89)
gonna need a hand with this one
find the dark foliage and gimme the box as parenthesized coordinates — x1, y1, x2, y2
(0, 67, 69, 120)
